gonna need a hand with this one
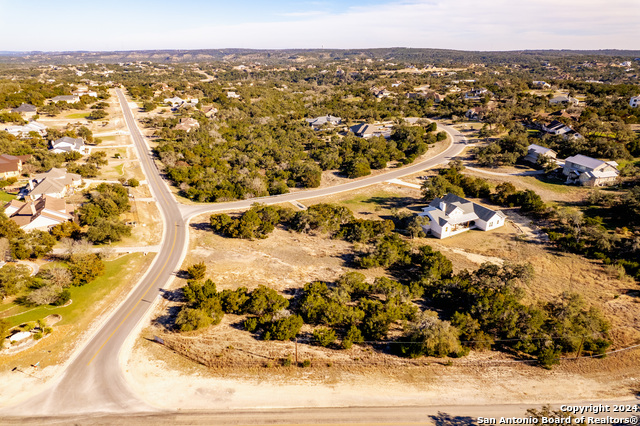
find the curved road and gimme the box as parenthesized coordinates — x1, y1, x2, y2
(2, 91, 497, 419)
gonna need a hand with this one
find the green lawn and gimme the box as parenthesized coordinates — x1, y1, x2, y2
(519, 175, 576, 194)
(0, 191, 17, 202)
(2, 253, 149, 328)
(114, 164, 125, 175)
(66, 112, 90, 119)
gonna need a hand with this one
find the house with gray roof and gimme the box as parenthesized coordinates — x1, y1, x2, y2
(418, 193, 506, 239)
(50, 136, 87, 154)
(11, 103, 38, 118)
(305, 115, 342, 129)
(50, 95, 80, 104)
(4, 121, 47, 137)
(350, 123, 391, 139)
(524, 144, 557, 164)
(563, 154, 619, 186)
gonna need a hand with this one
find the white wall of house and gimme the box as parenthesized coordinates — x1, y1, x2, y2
(22, 216, 62, 231)
(476, 215, 505, 231)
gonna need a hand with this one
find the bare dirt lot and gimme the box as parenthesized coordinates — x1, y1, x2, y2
(128, 183, 640, 410)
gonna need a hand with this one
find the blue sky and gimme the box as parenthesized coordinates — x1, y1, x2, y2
(0, 0, 638, 51)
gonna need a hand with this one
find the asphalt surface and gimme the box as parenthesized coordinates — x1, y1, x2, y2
(6, 94, 596, 422)
(2, 90, 187, 416)
(180, 123, 469, 219)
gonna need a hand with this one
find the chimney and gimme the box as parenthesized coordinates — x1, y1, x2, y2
(29, 203, 37, 216)
(439, 201, 446, 211)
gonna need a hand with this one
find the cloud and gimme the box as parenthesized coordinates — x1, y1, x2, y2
(2, 0, 639, 51)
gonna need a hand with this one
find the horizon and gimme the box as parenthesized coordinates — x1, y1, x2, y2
(0, 0, 638, 52)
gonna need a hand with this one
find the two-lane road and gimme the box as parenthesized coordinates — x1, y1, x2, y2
(3, 92, 468, 417)
(3, 90, 187, 416)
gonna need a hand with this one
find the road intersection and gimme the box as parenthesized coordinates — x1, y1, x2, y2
(2, 90, 556, 421)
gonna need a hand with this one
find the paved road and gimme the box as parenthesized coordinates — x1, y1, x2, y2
(180, 122, 468, 220)
(3, 94, 565, 421)
(2, 89, 187, 416)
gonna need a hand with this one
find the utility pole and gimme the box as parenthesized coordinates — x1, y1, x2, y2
(575, 336, 585, 359)
(295, 338, 298, 365)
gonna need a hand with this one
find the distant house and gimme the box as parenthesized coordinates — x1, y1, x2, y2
(50, 95, 80, 104)
(464, 88, 489, 100)
(541, 120, 574, 136)
(0, 154, 30, 179)
(4, 195, 73, 231)
(27, 168, 82, 199)
(173, 117, 200, 132)
(630, 96, 640, 108)
(4, 121, 47, 137)
(11, 104, 38, 118)
(201, 106, 218, 118)
(164, 97, 184, 107)
(465, 107, 488, 120)
(524, 144, 557, 164)
(305, 115, 342, 129)
(226, 91, 241, 99)
(350, 123, 391, 139)
(406, 91, 443, 102)
(532, 81, 551, 89)
(50, 136, 87, 154)
(72, 88, 98, 97)
(549, 95, 579, 106)
(418, 193, 506, 239)
(563, 154, 619, 186)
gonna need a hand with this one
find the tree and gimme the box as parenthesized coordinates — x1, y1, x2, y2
(263, 313, 303, 340)
(127, 178, 140, 187)
(312, 327, 336, 347)
(187, 262, 206, 280)
(68, 254, 105, 286)
(175, 307, 213, 332)
(247, 285, 289, 316)
(400, 311, 464, 358)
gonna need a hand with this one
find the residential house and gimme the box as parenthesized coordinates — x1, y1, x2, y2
(464, 88, 489, 100)
(201, 106, 218, 118)
(50, 95, 80, 104)
(524, 144, 557, 164)
(532, 81, 551, 89)
(549, 95, 579, 106)
(371, 87, 391, 98)
(418, 193, 506, 239)
(541, 120, 574, 136)
(350, 123, 391, 139)
(27, 168, 82, 199)
(406, 91, 443, 102)
(173, 117, 200, 132)
(4, 196, 73, 231)
(226, 91, 241, 99)
(72, 88, 98, 97)
(4, 121, 47, 137)
(630, 96, 640, 108)
(305, 115, 342, 129)
(164, 96, 184, 107)
(563, 154, 619, 186)
(11, 104, 38, 119)
(0, 154, 30, 179)
(465, 107, 487, 120)
(50, 136, 87, 154)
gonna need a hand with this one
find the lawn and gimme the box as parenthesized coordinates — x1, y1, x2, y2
(0, 252, 155, 369)
(0, 191, 17, 202)
(2, 253, 152, 328)
(66, 112, 90, 119)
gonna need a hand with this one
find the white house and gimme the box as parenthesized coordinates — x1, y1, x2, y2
(4, 121, 47, 137)
(533, 81, 551, 89)
(50, 95, 80, 104)
(226, 91, 241, 99)
(50, 136, 87, 154)
(4, 195, 73, 231)
(549, 95, 579, 106)
(305, 115, 342, 129)
(27, 168, 82, 199)
(164, 96, 184, 107)
(524, 144, 557, 164)
(630, 96, 640, 108)
(418, 193, 506, 239)
(563, 154, 619, 186)
(541, 120, 575, 136)
(350, 123, 391, 139)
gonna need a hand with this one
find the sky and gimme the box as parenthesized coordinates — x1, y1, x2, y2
(0, 0, 638, 52)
